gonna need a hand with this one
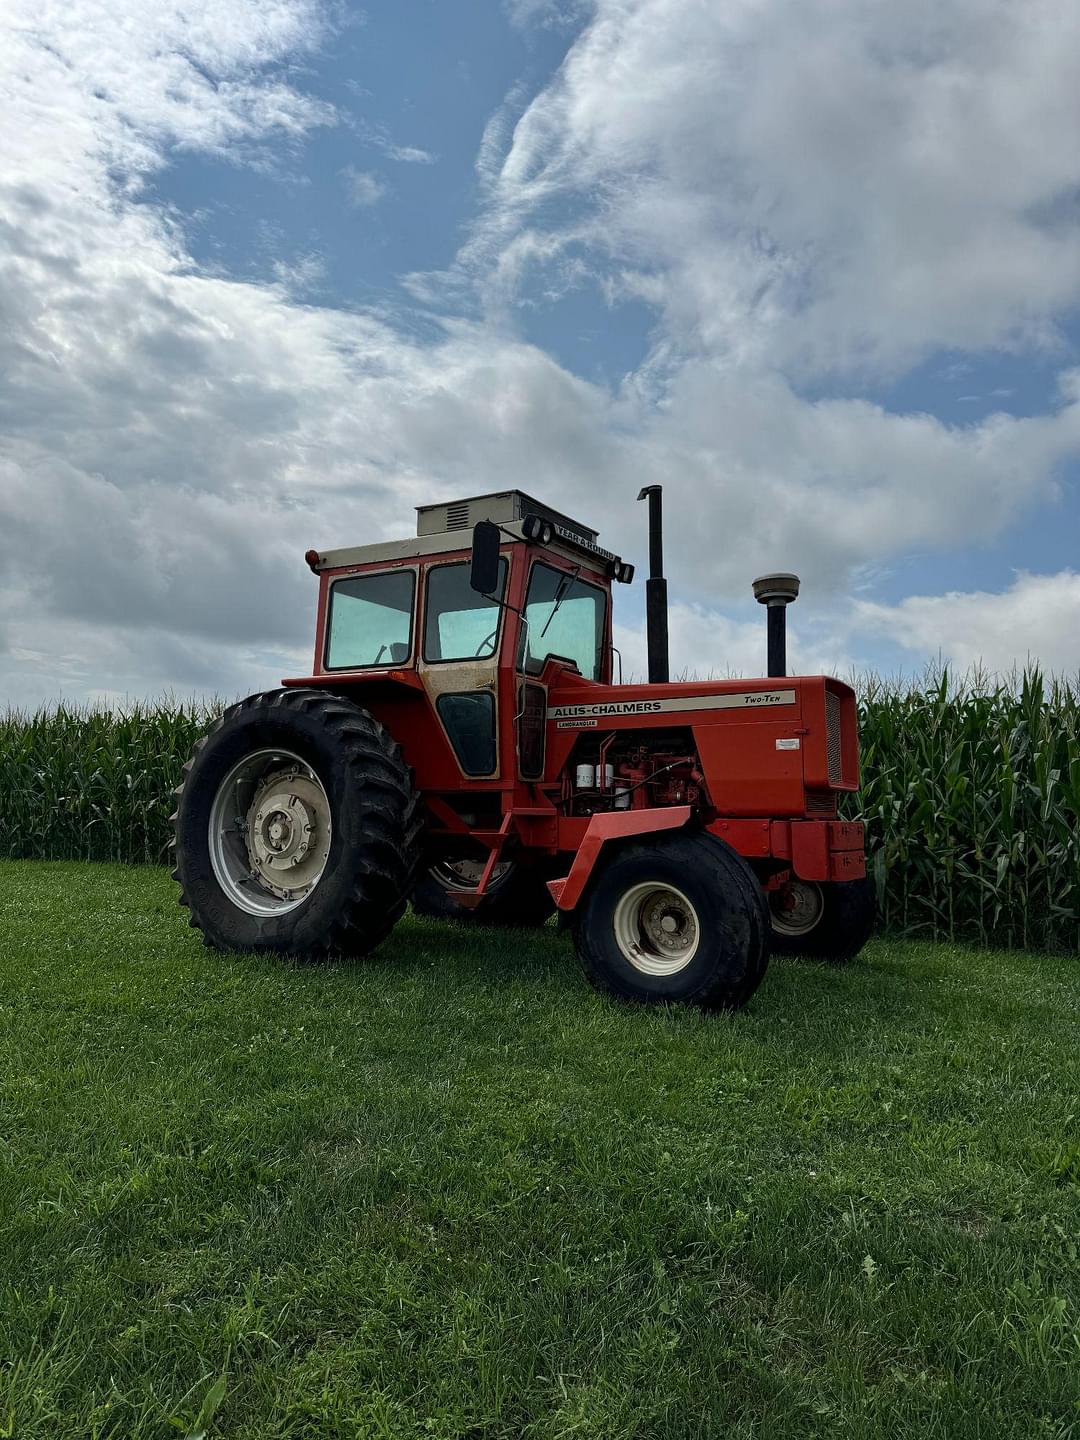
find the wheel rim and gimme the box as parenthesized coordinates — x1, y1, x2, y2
(612, 881, 700, 976)
(208, 748, 332, 916)
(769, 879, 824, 937)
(430, 857, 512, 893)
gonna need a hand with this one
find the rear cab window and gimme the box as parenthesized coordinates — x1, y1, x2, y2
(325, 569, 415, 670)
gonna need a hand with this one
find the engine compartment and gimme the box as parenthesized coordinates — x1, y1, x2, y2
(559, 728, 705, 816)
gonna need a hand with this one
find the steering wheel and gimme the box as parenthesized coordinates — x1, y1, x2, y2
(474, 627, 499, 657)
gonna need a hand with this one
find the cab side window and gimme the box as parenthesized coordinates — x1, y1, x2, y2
(424, 560, 507, 662)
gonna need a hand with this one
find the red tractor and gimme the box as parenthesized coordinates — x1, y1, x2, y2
(172, 488, 873, 1008)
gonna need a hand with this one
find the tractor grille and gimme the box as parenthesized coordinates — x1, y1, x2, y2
(825, 689, 843, 785)
(806, 790, 838, 817)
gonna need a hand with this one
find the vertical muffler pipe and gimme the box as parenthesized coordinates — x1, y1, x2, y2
(752, 573, 800, 677)
(637, 485, 669, 684)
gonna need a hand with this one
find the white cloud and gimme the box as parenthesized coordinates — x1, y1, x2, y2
(2, 0, 1080, 705)
(504, 0, 592, 31)
(614, 601, 852, 685)
(272, 253, 327, 292)
(341, 167, 385, 207)
(857, 573, 1080, 676)
(475, 0, 1080, 377)
(386, 145, 435, 165)
(609, 366, 1080, 602)
(354, 120, 438, 166)
(3, 0, 333, 181)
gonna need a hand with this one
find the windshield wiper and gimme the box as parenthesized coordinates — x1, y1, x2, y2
(539, 565, 581, 640)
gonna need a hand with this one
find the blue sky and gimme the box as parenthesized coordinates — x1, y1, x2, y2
(1, 0, 1078, 703)
(159, 9, 570, 305)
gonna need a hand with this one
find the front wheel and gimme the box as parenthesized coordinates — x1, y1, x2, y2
(573, 833, 770, 1009)
(768, 875, 875, 961)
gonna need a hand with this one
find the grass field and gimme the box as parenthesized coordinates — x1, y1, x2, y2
(2, 863, 1079, 1439)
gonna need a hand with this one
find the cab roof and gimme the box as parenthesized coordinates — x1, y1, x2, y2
(415, 490, 597, 546)
(307, 492, 626, 577)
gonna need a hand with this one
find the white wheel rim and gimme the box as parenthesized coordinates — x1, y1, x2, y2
(208, 748, 332, 916)
(612, 881, 700, 976)
(769, 879, 824, 937)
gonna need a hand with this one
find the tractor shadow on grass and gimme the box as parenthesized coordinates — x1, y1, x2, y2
(363, 914, 1005, 1064)
(385, 910, 584, 993)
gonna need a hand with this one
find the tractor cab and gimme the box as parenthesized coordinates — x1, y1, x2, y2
(295, 492, 631, 790)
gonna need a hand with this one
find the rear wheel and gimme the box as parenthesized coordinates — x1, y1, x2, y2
(411, 857, 555, 927)
(172, 689, 421, 957)
(573, 833, 770, 1009)
(768, 875, 875, 961)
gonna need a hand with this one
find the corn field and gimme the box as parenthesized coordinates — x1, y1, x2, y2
(0, 701, 217, 868)
(1, 672, 1078, 950)
(852, 670, 1080, 952)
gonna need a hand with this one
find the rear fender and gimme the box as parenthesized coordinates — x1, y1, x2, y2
(547, 806, 692, 911)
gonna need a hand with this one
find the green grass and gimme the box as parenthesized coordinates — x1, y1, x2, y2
(2, 863, 1079, 1439)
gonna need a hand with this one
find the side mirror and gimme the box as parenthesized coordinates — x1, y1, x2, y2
(470, 520, 501, 595)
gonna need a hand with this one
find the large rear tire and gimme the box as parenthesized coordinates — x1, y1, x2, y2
(172, 689, 421, 958)
(768, 875, 875, 961)
(573, 833, 770, 1009)
(411, 858, 555, 927)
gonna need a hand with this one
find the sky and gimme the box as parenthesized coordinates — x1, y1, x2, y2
(1, 0, 1079, 706)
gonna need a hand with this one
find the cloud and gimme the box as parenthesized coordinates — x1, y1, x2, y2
(856, 572, 1080, 675)
(341, 167, 385, 207)
(2, 0, 1080, 706)
(386, 145, 436, 165)
(0, 602, 310, 712)
(473, 0, 1080, 377)
(352, 121, 438, 166)
(272, 253, 327, 293)
(3, 0, 334, 180)
(504, 0, 592, 31)
(611, 366, 1080, 601)
(614, 600, 852, 685)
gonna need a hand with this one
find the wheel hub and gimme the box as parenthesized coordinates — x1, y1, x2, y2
(245, 770, 330, 899)
(613, 881, 700, 975)
(769, 879, 824, 937)
(208, 749, 333, 916)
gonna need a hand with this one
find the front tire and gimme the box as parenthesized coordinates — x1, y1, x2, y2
(172, 689, 421, 958)
(573, 833, 770, 1009)
(768, 875, 875, 961)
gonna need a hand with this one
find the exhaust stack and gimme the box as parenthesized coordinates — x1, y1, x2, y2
(752, 573, 800, 678)
(637, 485, 669, 684)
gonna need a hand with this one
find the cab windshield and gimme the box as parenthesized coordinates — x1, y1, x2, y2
(520, 562, 606, 681)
